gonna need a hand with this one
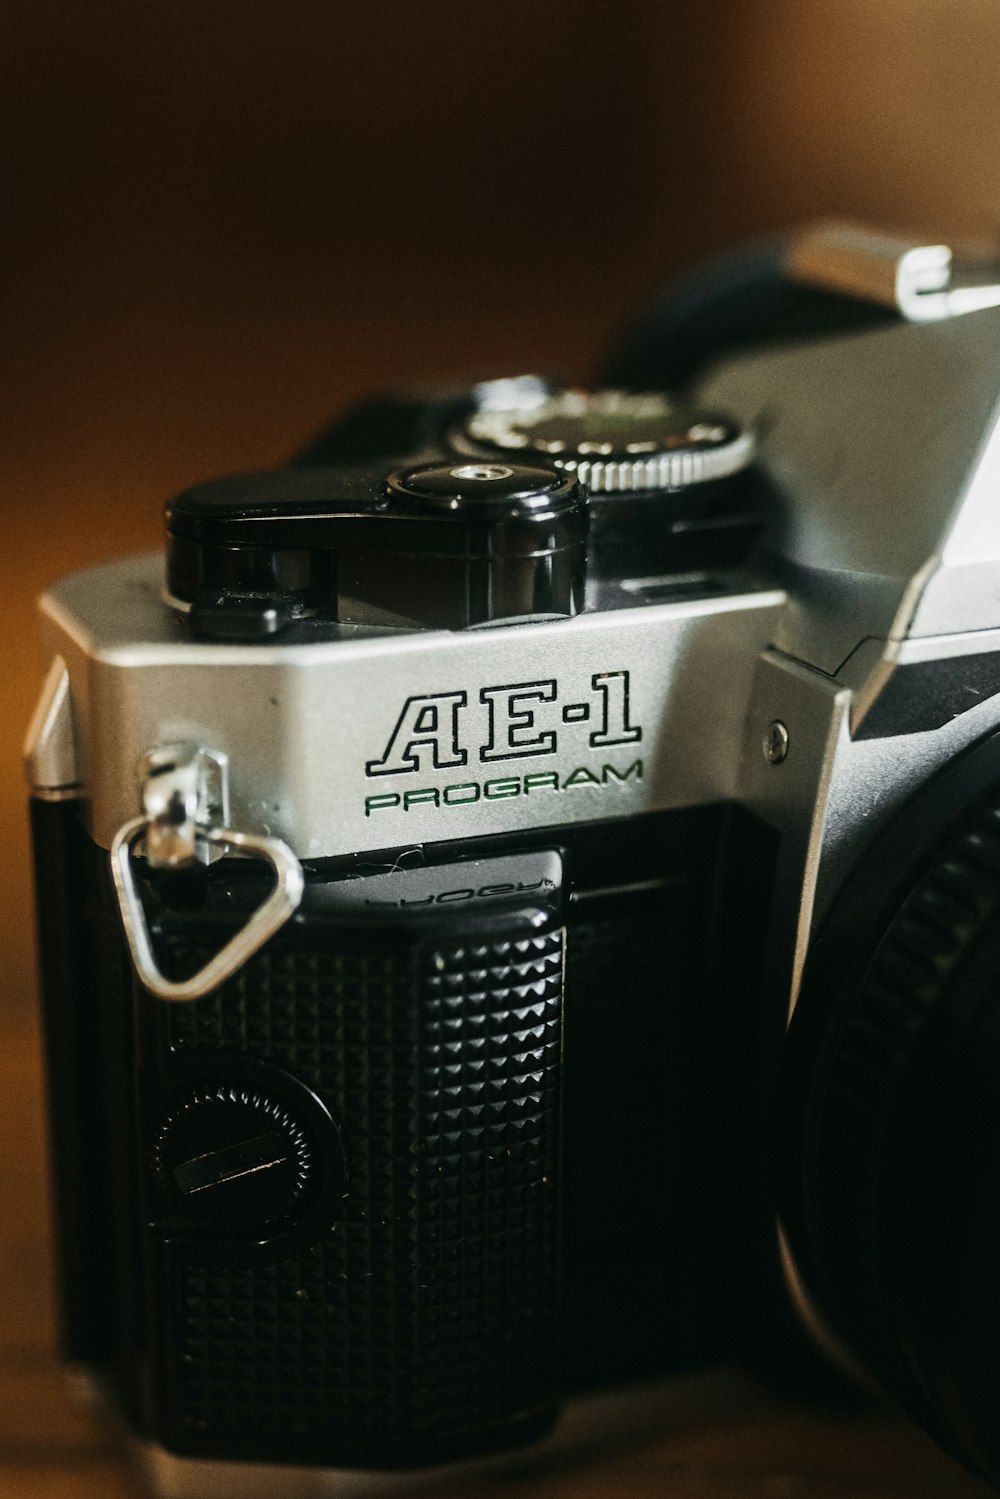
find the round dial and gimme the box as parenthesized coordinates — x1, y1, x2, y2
(153, 1083, 314, 1233)
(457, 389, 753, 493)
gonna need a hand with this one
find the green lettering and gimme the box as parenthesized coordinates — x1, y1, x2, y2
(403, 787, 440, 810)
(484, 778, 520, 800)
(443, 782, 481, 806)
(524, 772, 560, 794)
(564, 766, 601, 788)
(603, 759, 643, 785)
(365, 793, 401, 816)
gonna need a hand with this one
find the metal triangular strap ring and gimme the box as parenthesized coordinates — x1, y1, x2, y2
(111, 817, 305, 1003)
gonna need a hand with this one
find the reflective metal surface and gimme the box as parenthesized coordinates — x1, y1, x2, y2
(698, 304, 1000, 675)
(34, 554, 784, 857)
(789, 221, 1000, 321)
(23, 656, 79, 795)
(110, 741, 304, 1001)
(111, 817, 304, 1002)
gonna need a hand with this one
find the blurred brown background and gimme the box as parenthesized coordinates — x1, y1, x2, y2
(2, 2, 1000, 1493)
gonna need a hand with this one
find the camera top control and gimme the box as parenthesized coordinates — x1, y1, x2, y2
(165, 389, 763, 641)
(165, 460, 588, 638)
(453, 386, 762, 581)
(293, 381, 762, 601)
(386, 459, 571, 511)
(455, 387, 754, 494)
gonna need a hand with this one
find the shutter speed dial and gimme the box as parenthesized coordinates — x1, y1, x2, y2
(456, 389, 754, 494)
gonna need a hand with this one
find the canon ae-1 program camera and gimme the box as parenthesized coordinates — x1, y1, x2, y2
(25, 224, 1000, 1494)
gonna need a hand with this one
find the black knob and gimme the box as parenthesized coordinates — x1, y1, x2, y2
(379, 460, 587, 626)
(166, 461, 587, 633)
(387, 460, 570, 511)
(153, 1084, 313, 1233)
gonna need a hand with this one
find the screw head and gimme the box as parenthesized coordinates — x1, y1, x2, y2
(764, 720, 790, 765)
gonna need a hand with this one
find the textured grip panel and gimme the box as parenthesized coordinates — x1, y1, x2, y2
(158, 925, 563, 1464)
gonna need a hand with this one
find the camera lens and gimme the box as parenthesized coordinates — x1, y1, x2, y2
(784, 730, 1000, 1488)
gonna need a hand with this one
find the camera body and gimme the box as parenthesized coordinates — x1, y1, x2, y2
(27, 230, 1000, 1493)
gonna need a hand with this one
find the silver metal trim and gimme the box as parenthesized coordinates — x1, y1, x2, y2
(697, 303, 1000, 674)
(111, 812, 304, 1004)
(162, 586, 193, 614)
(471, 374, 552, 413)
(564, 428, 755, 494)
(41, 555, 786, 858)
(776, 1222, 875, 1391)
(137, 745, 231, 868)
(24, 655, 80, 793)
(736, 649, 851, 1024)
(30, 786, 84, 804)
(461, 390, 755, 493)
(789, 221, 1000, 321)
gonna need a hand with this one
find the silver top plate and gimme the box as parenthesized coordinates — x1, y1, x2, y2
(32, 554, 785, 857)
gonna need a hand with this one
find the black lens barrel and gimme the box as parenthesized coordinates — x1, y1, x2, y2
(784, 723, 1000, 1491)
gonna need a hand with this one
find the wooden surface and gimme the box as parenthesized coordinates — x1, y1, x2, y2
(0, 1003, 992, 1498)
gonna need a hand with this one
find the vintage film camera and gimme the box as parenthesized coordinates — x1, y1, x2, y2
(24, 224, 1000, 1493)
